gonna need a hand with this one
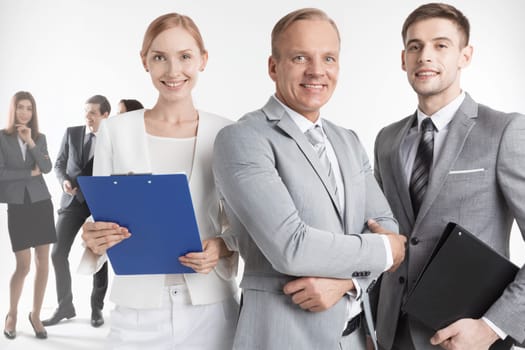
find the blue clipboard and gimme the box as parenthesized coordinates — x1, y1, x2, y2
(78, 174, 202, 275)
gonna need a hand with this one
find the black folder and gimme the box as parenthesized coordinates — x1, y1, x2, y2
(402, 222, 518, 350)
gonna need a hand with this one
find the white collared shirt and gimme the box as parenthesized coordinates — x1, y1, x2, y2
(17, 136, 28, 161)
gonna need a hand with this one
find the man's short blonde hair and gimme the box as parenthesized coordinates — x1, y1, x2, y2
(271, 8, 340, 59)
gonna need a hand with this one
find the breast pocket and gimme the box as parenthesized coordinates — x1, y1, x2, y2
(447, 168, 487, 182)
(441, 167, 492, 215)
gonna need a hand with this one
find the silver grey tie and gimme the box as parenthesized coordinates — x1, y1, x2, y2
(409, 118, 435, 216)
(305, 125, 339, 201)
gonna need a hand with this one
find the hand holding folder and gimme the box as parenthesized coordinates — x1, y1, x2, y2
(78, 174, 203, 275)
(402, 222, 518, 350)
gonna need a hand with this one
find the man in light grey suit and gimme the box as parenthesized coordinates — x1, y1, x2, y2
(213, 8, 406, 350)
(373, 3, 525, 350)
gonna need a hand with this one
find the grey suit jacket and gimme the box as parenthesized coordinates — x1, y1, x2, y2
(213, 97, 397, 349)
(374, 93, 525, 349)
(0, 130, 52, 204)
(55, 125, 93, 209)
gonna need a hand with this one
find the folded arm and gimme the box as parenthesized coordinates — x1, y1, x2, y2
(213, 124, 390, 279)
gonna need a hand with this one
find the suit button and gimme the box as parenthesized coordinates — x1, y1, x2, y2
(410, 237, 419, 245)
(399, 276, 406, 284)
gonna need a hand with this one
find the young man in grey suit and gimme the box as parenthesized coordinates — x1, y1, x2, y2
(373, 3, 525, 350)
(43, 95, 110, 328)
(213, 8, 406, 350)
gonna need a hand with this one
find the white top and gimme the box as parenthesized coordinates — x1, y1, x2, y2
(147, 134, 195, 176)
(147, 133, 196, 286)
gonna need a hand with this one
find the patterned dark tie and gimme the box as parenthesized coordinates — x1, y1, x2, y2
(305, 125, 339, 203)
(409, 118, 435, 216)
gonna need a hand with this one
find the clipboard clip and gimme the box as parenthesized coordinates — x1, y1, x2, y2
(110, 172, 153, 176)
(109, 172, 154, 185)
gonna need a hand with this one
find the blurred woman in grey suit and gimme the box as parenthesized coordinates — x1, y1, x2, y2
(1, 91, 56, 340)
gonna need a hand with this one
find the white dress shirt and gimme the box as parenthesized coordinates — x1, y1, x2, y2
(17, 136, 28, 161)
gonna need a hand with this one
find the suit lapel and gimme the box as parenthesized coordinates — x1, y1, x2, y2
(188, 111, 209, 198)
(74, 126, 86, 166)
(322, 121, 347, 222)
(263, 98, 343, 223)
(416, 95, 478, 223)
(8, 133, 26, 164)
(24, 144, 34, 166)
(391, 114, 417, 227)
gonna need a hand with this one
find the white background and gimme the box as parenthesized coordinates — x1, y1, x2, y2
(0, 0, 524, 348)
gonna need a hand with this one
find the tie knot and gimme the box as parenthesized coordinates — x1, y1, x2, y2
(85, 133, 95, 145)
(421, 118, 435, 133)
(305, 125, 325, 147)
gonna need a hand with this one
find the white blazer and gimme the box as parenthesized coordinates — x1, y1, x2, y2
(78, 109, 238, 308)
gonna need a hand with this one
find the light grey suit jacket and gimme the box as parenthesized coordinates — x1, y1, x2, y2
(374, 93, 525, 349)
(0, 130, 52, 204)
(213, 97, 397, 349)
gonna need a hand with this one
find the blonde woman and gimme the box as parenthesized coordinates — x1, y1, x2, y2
(80, 13, 239, 349)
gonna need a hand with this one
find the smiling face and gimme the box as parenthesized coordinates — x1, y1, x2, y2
(143, 26, 207, 104)
(402, 18, 472, 110)
(269, 19, 339, 122)
(85, 103, 107, 132)
(15, 99, 33, 125)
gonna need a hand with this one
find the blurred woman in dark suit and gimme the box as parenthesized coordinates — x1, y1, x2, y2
(1, 91, 56, 340)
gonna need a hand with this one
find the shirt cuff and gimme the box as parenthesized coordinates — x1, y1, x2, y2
(380, 234, 393, 271)
(77, 247, 107, 275)
(347, 278, 362, 300)
(482, 317, 507, 340)
(344, 279, 364, 331)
